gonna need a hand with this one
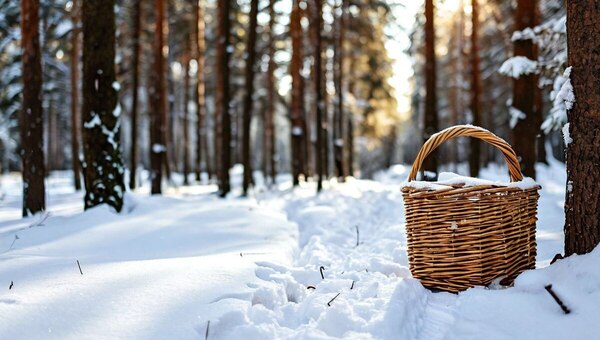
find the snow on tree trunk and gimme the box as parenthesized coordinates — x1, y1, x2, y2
(564, 1, 600, 256)
(81, 0, 125, 212)
(512, 0, 540, 179)
(20, 0, 46, 216)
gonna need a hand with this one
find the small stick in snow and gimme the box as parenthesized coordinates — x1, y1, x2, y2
(77, 260, 83, 275)
(205, 320, 210, 340)
(350, 281, 355, 290)
(327, 293, 341, 307)
(319, 266, 325, 280)
(545, 284, 570, 314)
(9, 281, 13, 290)
(355, 225, 360, 247)
(307, 285, 316, 290)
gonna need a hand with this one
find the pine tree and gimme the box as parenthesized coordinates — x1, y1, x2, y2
(150, 0, 166, 194)
(564, 1, 600, 255)
(263, 0, 277, 184)
(194, 0, 210, 181)
(129, 0, 142, 190)
(20, 0, 46, 216)
(290, 0, 306, 186)
(70, 0, 82, 191)
(182, 31, 191, 185)
(241, 0, 259, 195)
(81, 0, 125, 211)
(333, 0, 347, 180)
(423, 0, 438, 178)
(469, 0, 481, 177)
(310, 0, 324, 192)
(216, 0, 232, 196)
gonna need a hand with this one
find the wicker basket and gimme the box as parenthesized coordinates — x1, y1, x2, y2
(402, 125, 540, 293)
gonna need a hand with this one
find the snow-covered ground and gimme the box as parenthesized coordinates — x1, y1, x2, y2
(1, 160, 598, 339)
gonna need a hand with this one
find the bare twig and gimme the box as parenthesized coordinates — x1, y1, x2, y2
(9, 281, 13, 290)
(319, 266, 325, 280)
(327, 293, 341, 307)
(205, 320, 210, 340)
(307, 285, 316, 290)
(355, 225, 360, 247)
(77, 260, 83, 275)
(350, 281, 355, 290)
(545, 284, 570, 314)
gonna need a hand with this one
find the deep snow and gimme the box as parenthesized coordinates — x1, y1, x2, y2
(0, 160, 598, 339)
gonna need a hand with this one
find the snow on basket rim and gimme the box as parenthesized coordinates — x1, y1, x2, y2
(402, 172, 539, 191)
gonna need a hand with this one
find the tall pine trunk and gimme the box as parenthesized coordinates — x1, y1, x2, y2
(195, 0, 210, 181)
(129, 0, 142, 190)
(81, 0, 125, 211)
(469, 0, 481, 177)
(512, 0, 539, 179)
(150, 0, 166, 194)
(290, 0, 305, 186)
(423, 0, 438, 178)
(310, 0, 324, 192)
(70, 0, 82, 190)
(242, 0, 259, 195)
(564, 1, 600, 256)
(20, 0, 46, 216)
(216, 0, 232, 196)
(263, 0, 277, 184)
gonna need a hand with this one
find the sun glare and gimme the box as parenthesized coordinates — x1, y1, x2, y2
(440, 0, 464, 13)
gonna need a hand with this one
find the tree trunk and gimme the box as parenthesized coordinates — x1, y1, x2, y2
(150, 0, 166, 194)
(129, 0, 142, 190)
(347, 52, 356, 177)
(535, 85, 548, 165)
(512, 0, 539, 179)
(47, 97, 56, 172)
(182, 33, 191, 185)
(81, 0, 125, 211)
(333, 0, 347, 180)
(70, 0, 82, 190)
(423, 0, 438, 178)
(20, 0, 46, 216)
(241, 0, 259, 195)
(264, 0, 277, 184)
(469, 0, 481, 177)
(564, 1, 600, 256)
(290, 0, 305, 186)
(195, 0, 210, 181)
(216, 0, 232, 196)
(310, 0, 324, 192)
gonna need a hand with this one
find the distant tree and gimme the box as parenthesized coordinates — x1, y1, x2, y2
(216, 0, 232, 196)
(81, 0, 125, 211)
(469, 0, 481, 177)
(20, 0, 46, 216)
(194, 0, 210, 181)
(241, 0, 259, 195)
(263, 0, 277, 184)
(310, 0, 324, 192)
(182, 31, 191, 185)
(70, 0, 82, 190)
(150, 0, 167, 194)
(129, 0, 142, 190)
(290, 0, 306, 186)
(564, 1, 600, 255)
(512, 0, 539, 179)
(333, 0, 347, 180)
(423, 0, 438, 178)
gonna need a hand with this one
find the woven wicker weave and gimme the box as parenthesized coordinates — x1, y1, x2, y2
(402, 125, 540, 293)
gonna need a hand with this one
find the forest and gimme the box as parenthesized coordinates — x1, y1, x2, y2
(0, 0, 599, 338)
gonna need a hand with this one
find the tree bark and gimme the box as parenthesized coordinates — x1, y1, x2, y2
(290, 0, 305, 186)
(150, 0, 166, 194)
(512, 0, 539, 179)
(20, 0, 46, 216)
(423, 0, 438, 178)
(81, 0, 125, 211)
(469, 0, 481, 177)
(195, 0, 210, 181)
(264, 0, 277, 184)
(310, 0, 324, 192)
(216, 0, 232, 196)
(241, 0, 259, 195)
(70, 0, 82, 190)
(564, 1, 600, 256)
(129, 0, 142, 190)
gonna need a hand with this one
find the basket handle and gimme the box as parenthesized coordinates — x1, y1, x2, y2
(408, 125, 523, 182)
